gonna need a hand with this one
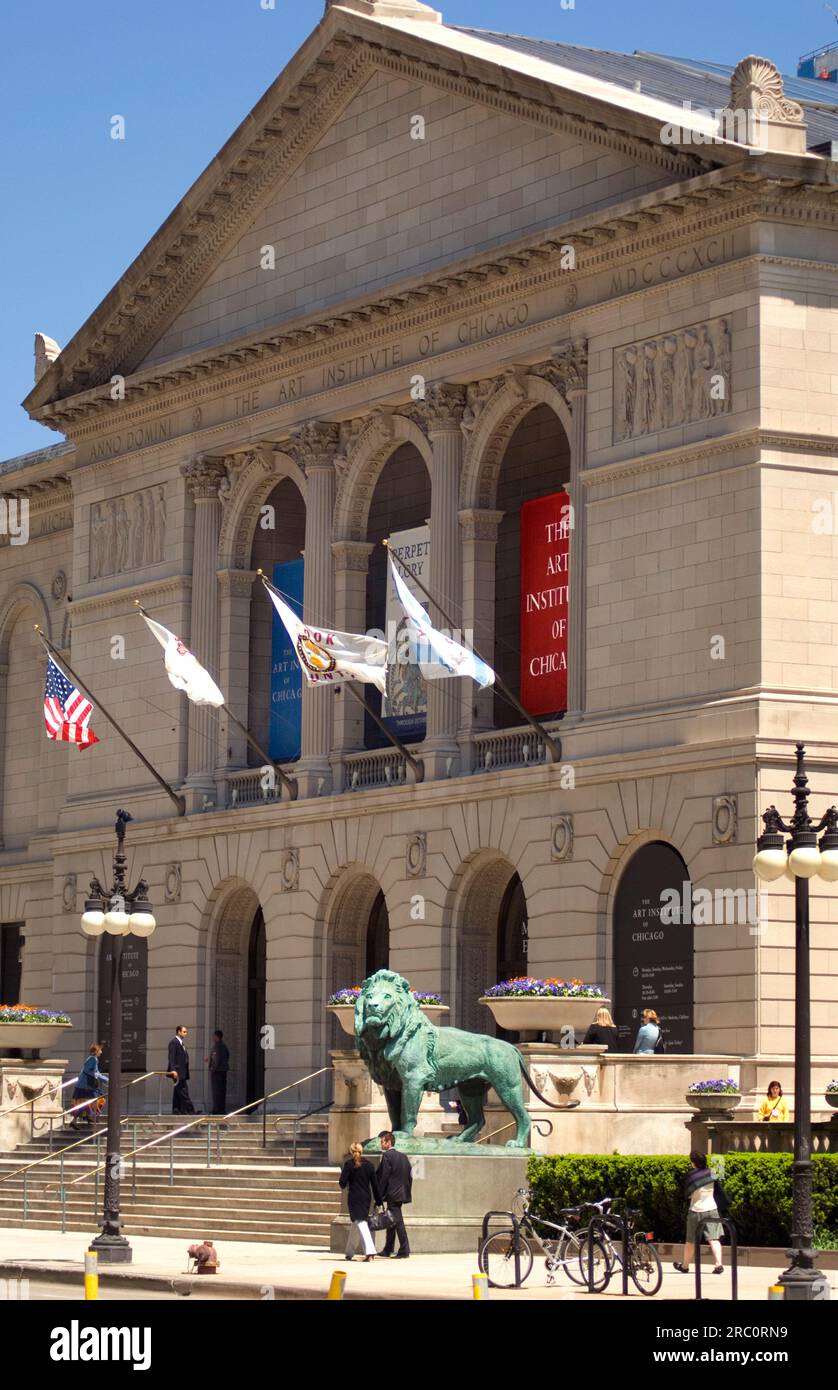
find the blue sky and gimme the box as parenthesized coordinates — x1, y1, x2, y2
(1, 0, 833, 458)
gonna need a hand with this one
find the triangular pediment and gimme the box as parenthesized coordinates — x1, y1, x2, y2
(25, 5, 720, 417)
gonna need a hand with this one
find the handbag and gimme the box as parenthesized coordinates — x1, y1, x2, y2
(368, 1208, 396, 1232)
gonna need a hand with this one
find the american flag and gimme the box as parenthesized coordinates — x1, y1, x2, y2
(43, 655, 99, 749)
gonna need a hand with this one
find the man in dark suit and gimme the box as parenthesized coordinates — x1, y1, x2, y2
(376, 1130, 413, 1258)
(167, 1024, 195, 1115)
(205, 1029, 230, 1115)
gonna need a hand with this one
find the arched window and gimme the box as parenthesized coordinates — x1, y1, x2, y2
(365, 890, 390, 976)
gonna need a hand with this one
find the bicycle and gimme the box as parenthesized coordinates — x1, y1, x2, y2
(478, 1188, 608, 1289)
(576, 1198, 663, 1296)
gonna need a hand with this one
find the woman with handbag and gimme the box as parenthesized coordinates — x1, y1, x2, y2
(69, 1043, 108, 1129)
(339, 1141, 382, 1261)
(758, 1080, 789, 1122)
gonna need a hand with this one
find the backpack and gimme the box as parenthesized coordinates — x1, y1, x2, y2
(653, 1028, 666, 1054)
(713, 1179, 730, 1216)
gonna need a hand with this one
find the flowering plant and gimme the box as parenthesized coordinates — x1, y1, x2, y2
(826, 1080, 838, 1094)
(0, 1004, 71, 1024)
(327, 987, 444, 1006)
(484, 977, 606, 999)
(687, 1078, 741, 1094)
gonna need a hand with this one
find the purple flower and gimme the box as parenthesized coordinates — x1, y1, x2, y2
(484, 976, 605, 999)
(687, 1078, 740, 1094)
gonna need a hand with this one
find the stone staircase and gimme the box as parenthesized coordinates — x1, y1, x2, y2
(0, 1115, 341, 1246)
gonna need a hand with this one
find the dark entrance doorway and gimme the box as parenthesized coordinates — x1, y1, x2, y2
(496, 873, 528, 981)
(0, 924, 22, 1005)
(365, 890, 390, 976)
(613, 841, 694, 1053)
(246, 908, 266, 1105)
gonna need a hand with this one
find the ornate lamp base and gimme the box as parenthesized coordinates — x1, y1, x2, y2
(89, 1231, 132, 1264)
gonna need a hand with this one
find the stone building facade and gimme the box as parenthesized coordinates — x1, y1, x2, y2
(2, 1, 837, 1111)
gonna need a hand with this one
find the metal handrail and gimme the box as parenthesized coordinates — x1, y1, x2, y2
(59, 1066, 332, 1189)
(477, 1118, 553, 1145)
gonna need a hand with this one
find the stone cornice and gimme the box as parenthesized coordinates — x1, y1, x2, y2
(585, 427, 838, 490)
(68, 574, 192, 616)
(37, 174, 811, 441)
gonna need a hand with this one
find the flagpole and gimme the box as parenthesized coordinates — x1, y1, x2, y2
(383, 540, 563, 764)
(257, 571, 423, 783)
(35, 629, 186, 817)
(134, 604, 298, 802)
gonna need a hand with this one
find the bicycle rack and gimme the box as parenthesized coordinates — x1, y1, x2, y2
(693, 1216, 738, 1301)
(586, 1213, 631, 1296)
(480, 1210, 527, 1289)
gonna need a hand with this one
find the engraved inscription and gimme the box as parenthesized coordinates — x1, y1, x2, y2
(89, 485, 167, 580)
(613, 317, 731, 443)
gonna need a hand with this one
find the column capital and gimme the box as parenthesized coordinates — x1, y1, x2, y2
(531, 339, 589, 404)
(217, 568, 257, 599)
(331, 539, 374, 573)
(288, 421, 340, 474)
(180, 454, 228, 501)
(458, 508, 504, 542)
(406, 382, 467, 436)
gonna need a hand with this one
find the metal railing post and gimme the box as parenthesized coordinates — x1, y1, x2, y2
(158, 1072, 162, 1115)
(621, 1213, 630, 1296)
(169, 1135, 174, 1186)
(207, 1123, 212, 1169)
(22, 1172, 27, 1222)
(216, 1123, 221, 1166)
(59, 1154, 65, 1234)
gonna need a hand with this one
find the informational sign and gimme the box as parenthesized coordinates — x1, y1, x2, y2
(612, 842, 694, 1053)
(382, 525, 430, 741)
(520, 492, 570, 716)
(269, 558, 303, 761)
(97, 937, 148, 1074)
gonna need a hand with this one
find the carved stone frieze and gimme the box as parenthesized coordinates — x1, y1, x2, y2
(89, 485, 167, 580)
(614, 316, 731, 443)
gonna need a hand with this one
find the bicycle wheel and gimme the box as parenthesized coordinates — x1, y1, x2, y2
(576, 1235, 612, 1291)
(479, 1231, 534, 1288)
(557, 1230, 590, 1285)
(630, 1239, 663, 1296)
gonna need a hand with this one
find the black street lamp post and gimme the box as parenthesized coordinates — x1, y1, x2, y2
(753, 743, 837, 1300)
(80, 809, 156, 1264)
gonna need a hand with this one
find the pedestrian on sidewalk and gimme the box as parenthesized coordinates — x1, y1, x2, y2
(339, 1141, 381, 1261)
(205, 1029, 230, 1115)
(376, 1130, 413, 1259)
(69, 1043, 108, 1128)
(167, 1025, 195, 1115)
(673, 1149, 725, 1276)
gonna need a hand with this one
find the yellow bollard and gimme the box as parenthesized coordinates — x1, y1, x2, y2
(767, 1284, 785, 1301)
(472, 1273, 489, 1300)
(84, 1250, 98, 1301)
(327, 1270, 346, 1300)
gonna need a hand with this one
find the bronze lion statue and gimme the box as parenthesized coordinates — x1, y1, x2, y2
(355, 969, 568, 1147)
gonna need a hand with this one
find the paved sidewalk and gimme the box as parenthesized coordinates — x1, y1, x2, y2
(0, 1227, 830, 1301)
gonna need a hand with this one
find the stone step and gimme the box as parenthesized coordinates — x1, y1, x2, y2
(0, 1216, 327, 1245)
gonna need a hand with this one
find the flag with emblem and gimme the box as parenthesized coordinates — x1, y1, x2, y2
(43, 655, 100, 749)
(140, 613, 225, 707)
(261, 576, 388, 692)
(388, 554, 495, 688)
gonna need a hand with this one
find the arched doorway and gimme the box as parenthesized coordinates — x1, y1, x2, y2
(365, 890, 390, 976)
(245, 908, 266, 1105)
(457, 857, 526, 1035)
(612, 841, 694, 1053)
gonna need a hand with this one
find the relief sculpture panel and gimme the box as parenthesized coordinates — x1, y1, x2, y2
(613, 316, 731, 443)
(89, 485, 167, 580)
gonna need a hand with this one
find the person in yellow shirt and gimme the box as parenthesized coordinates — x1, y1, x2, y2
(758, 1080, 790, 1122)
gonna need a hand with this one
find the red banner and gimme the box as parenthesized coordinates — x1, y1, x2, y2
(520, 492, 570, 716)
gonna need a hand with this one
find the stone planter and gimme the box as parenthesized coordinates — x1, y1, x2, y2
(825, 1091, 838, 1112)
(686, 1091, 742, 1117)
(479, 996, 610, 1044)
(0, 1022, 72, 1056)
(328, 1002, 449, 1039)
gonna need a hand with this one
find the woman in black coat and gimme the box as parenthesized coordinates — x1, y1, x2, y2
(339, 1141, 381, 1261)
(582, 1007, 619, 1052)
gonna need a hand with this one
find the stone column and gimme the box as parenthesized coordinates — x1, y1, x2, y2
(289, 422, 339, 799)
(330, 540, 373, 791)
(420, 383, 466, 780)
(215, 568, 256, 803)
(180, 454, 227, 805)
(564, 355, 589, 721)
(457, 508, 504, 772)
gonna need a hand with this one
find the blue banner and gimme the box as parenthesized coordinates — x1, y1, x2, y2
(269, 558, 303, 761)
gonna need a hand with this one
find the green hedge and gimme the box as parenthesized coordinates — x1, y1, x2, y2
(527, 1153, 838, 1247)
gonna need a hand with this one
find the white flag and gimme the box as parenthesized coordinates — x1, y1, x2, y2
(263, 582, 388, 693)
(141, 614, 225, 707)
(388, 554, 495, 688)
